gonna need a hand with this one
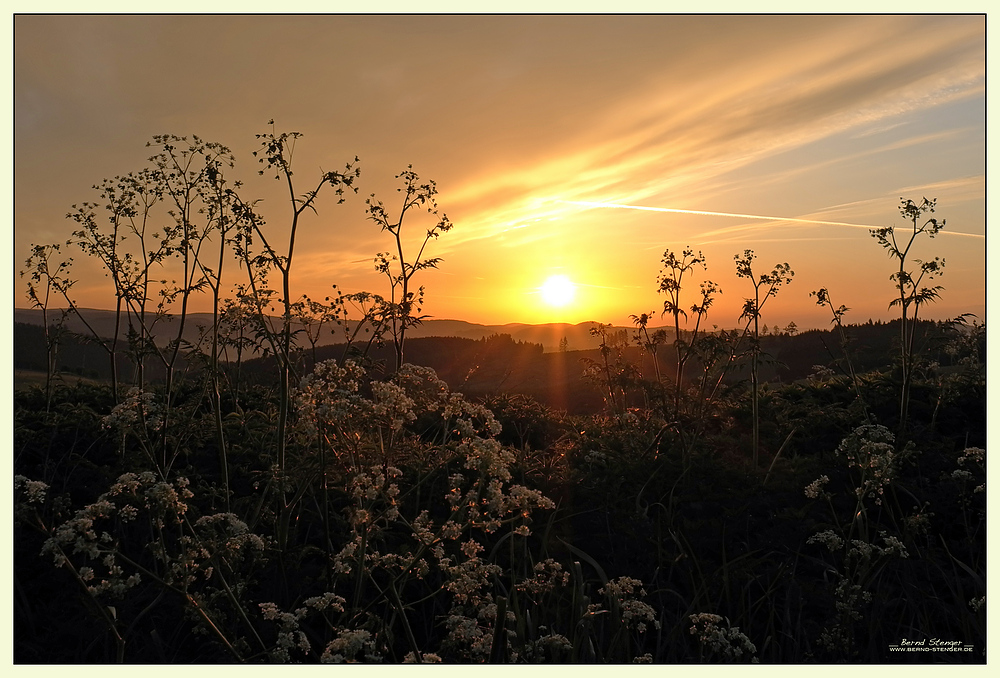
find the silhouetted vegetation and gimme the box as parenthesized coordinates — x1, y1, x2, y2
(14, 128, 985, 663)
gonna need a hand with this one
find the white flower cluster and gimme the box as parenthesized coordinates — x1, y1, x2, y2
(599, 577, 660, 633)
(348, 465, 403, 522)
(40, 471, 268, 604)
(958, 446, 985, 466)
(808, 529, 908, 562)
(104, 471, 194, 520)
(515, 559, 571, 597)
(292, 360, 575, 663)
(258, 593, 348, 663)
(846, 531, 909, 564)
(370, 380, 418, 431)
(836, 424, 903, 505)
(192, 512, 267, 562)
(40, 493, 142, 597)
(442, 612, 495, 661)
(688, 613, 758, 662)
(804, 475, 830, 499)
(294, 360, 505, 473)
(956, 446, 985, 494)
(832, 579, 871, 621)
(102, 387, 164, 433)
(951, 468, 974, 482)
(904, 504, 934, 535)
(807, 529, 844, 553)
(522, 629, 573, 662)
(391, 363, 449, 411)
(402, 651, 443, 663)
(320, 628, 382, 663)
(817, 576, 875, 654)
(293, 359, 369, 437)
(441, 545, 502, 608)
(14, 475, 49, 505)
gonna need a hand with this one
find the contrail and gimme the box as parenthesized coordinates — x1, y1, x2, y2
(559, 200, 985, 238)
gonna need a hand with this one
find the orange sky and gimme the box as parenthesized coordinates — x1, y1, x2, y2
(13, 14, 986, 331)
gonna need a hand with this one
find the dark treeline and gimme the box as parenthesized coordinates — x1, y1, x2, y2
(16, 318, 982, 417)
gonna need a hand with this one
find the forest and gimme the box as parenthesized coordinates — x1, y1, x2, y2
(13, 127, 986, 663)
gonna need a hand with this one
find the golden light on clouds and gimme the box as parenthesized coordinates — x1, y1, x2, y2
(13, 14, 985, 331)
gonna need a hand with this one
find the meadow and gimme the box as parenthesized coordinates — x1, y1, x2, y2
(14, 128, 985, 663)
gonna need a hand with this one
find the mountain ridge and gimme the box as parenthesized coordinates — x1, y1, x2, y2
(13, 308, 660, 353)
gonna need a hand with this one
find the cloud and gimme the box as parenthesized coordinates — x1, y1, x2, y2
(430, 16, 983, 260)
(561, 199, 985, 242)
(13, 15, 985, 323)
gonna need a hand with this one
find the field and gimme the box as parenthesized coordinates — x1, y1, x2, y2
(13, 311, 986, 663)
(13, 129, 986, 665)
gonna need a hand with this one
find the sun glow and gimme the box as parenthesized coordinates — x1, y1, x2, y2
(540, 275, 577, 307)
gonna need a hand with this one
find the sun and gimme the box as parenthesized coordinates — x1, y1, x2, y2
(540, 275, 577, 307)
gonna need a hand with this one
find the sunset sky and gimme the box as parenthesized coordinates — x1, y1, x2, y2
(13, 13, 986, 331)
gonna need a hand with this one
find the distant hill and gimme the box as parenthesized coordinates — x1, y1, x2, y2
(408, 319, 637, 352)
(12, 307, 662, 353)
(247, 334, 610, 413)
(15, 310, 972, 415)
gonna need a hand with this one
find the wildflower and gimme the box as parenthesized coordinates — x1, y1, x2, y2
(689, 613, 724, 641)
(804, 475, 830, 499)
(957, 447, 985, 466)
(620, 598, 659, 632)
(440, 520, 462, 540)
(847, 539, 874, 562)
(103, 387, 163, 432)
(600, 576, 645, 599)
(442, 612, 496, 661)
(601, 577, 660, 633)
(524, 632, 574, 661)
(403, 651, 442, 663)
(836, 424, 904, 505)
(689, 613, 758, 662)
(904, 505, 933, 535)
(516, 559, 570, 596)
(878, 532, 909, 558)
(807, 529, 844, 553)
(14, 475, 49, 504)
(333, 536, 362, 574)
(371, 380, 417, 430)
(293, 359, 370, 436)
(304, 592, 346, 612)
(844, 533, 908, 564)
(833, 579, 871, 620)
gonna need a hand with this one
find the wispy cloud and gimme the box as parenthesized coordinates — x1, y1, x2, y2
(434, 17, 983, 260)
(13, 15, 984, 324)
(559, 200, 985, 240)
(560, 200, 880, 230)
